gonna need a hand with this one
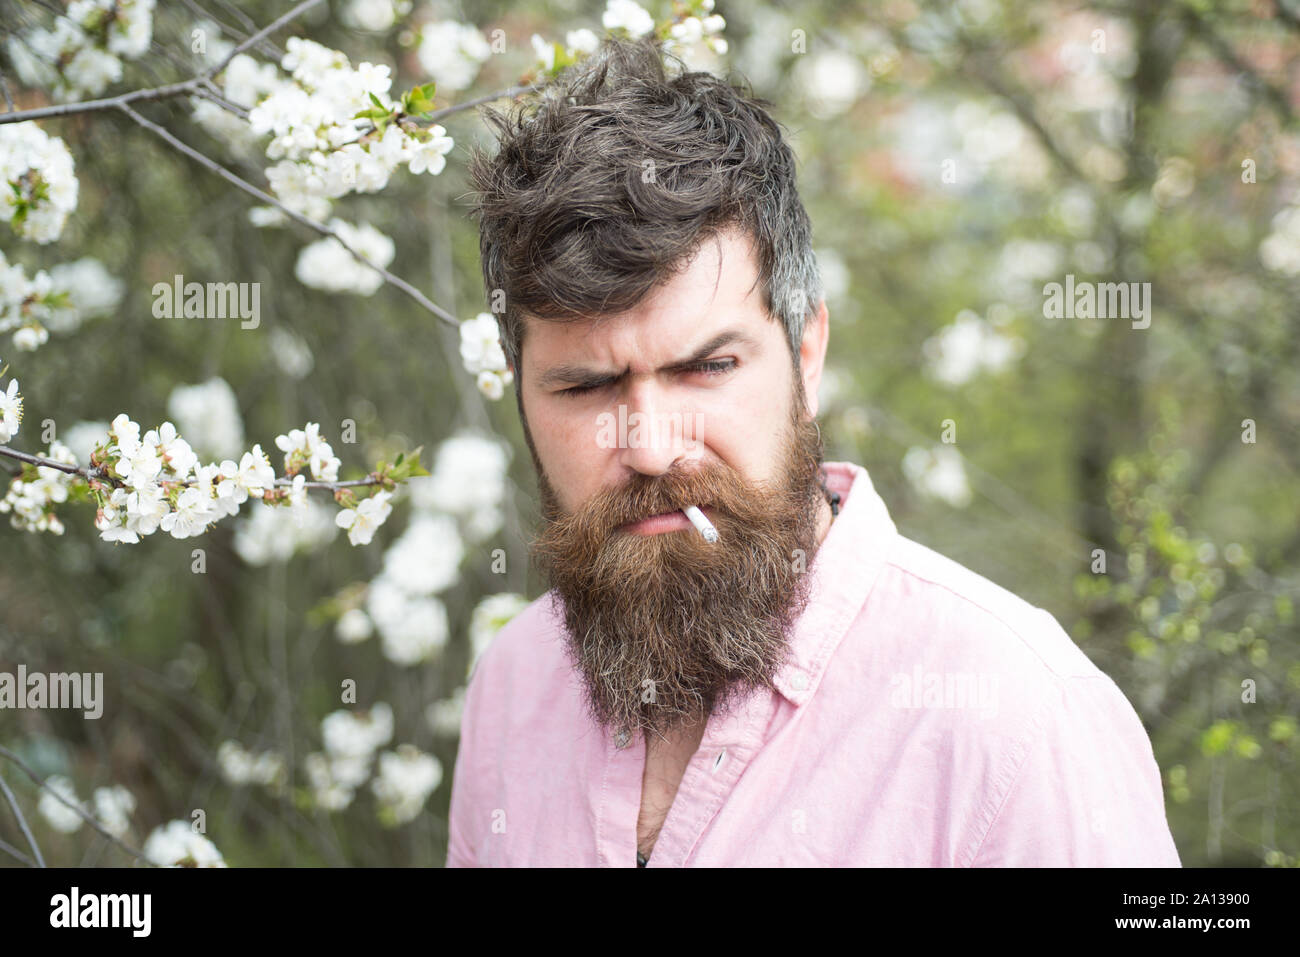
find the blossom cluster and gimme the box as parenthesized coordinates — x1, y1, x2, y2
(332, 432, 510, 667)
(0, 123, 79, 245)
(294, 219, 396, 295)
(663, 1, 728, 58)
(76, 414, 394, 547)
(4, 0, 156, 103)
(242, 37, 454, 222)
(305, 702, 391, 810)
(0, 439, 77, 535)
(37, 772, 224, 866)
(371, 745, 442, 825)
(292, 704, 444, 823)
(142, 820, 227, 867)
(921, 309, 1025, 387)
(217, 741, 286, 789)
(37, 774, 136, 838)
(459, 313, 514, 399)
(343, 0, 414, 34)
(530, 28, 601, 75)
(233, 497, 338, 565)
(414, 21, 493, 92)
(92, 414, 274, 543)
(1, 250, 124, 352)
(902, 445, 974, 509)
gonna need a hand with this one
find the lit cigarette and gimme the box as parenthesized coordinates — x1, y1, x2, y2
(683, 505, 718, 543)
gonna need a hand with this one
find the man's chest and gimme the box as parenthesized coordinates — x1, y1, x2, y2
(636, 721, 709, 859)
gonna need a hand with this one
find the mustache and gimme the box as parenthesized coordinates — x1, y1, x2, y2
(545, 461, 764, 541)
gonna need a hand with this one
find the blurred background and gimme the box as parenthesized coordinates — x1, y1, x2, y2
(0, 0, 1296, 867)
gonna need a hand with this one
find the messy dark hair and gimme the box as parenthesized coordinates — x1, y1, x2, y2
(467, 35, 822, 379)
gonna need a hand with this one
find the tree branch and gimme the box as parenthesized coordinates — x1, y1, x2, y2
(116, 103, 459, 325)
(0, 769, 45, 868)
(0, 444, 389, 492)
(0, 745, 152, 866)
(0, 0, 323, 126)
(425, 82, 543, 123)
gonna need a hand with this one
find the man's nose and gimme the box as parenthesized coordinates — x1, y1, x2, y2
(614, 380, 703, 477)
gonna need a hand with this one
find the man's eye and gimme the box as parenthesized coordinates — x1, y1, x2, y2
(559, 382, 603, 398)
(689, 359, 736, 376)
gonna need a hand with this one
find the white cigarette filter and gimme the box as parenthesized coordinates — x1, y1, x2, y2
(683, 505, 718, 543)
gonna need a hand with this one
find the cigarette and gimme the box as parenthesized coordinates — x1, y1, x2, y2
(683, 505, 718, 543)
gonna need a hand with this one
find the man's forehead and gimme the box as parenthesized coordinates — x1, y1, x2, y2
(521, 229, 771, 370)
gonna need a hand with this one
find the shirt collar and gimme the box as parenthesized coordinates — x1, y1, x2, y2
(771, 461, 899, 706)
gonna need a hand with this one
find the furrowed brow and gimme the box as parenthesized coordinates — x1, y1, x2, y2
(669, 329, 759, 368)
(537, 364, 624, 390)
(537, 327, 759, 390)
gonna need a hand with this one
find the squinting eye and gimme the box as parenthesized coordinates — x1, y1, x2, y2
(559, 383, 601, 398)
(690, 359, 736, 376)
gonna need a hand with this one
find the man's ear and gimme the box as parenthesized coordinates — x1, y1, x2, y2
(797, 298, 830, 418)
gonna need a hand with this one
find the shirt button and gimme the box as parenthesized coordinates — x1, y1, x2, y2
(789, 672, 809, 691)
(614, 728, 631, 749)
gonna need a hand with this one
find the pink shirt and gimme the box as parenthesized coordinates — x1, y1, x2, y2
(445, 461, 1182, 867)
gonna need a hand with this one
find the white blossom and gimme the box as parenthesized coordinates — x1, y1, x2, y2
(143, 819, 226, 867)
(232, 493, 338, 565)
(342, 0, 412, 33)
(37, 775, 84, 834)
(371, 745, 442, 825)
(335, 490, 393, 546)
(380, 513, 464, 595)
(416, 22, 491, 91)
(322, 703, 394, 760)
(364, 577, 449, 665)
(0, 376, 22, 443)
(459, 312, 508, 376)
(295, 220, 395, 295)
(417, 432, 510, 517)
(1, 439, 77, 534)
(468, 593, 530, 676)
(9, 0, 155, 103)
(92, 785, 136, 838)
(921, 309, 1024, 386)
(0, 123, 79, 244)
(274, 422, 340, 481)
(603, 0, 656, 38)
(566, 28, 601, 55)
(1260, 204, 1300, 276)
(425, 686, 466, 736)
(217, 740, 284, 787)
(902, 445, 973, 508)
(336, 607, 374, 644)
(166, 378, 245, 460)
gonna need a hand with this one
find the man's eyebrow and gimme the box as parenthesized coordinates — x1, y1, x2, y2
(537, 328, 760, 390)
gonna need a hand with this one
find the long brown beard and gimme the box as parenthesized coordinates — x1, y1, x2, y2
(529, 401, 826, 740)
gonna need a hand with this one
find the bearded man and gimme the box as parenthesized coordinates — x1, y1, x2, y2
(445, 37, 1180, 868)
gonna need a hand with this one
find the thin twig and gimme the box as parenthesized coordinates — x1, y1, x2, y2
(117, 102, 459, 325)
(0, 834, 36, 867)
(425, 82, 543, 123)
(204, 0, 323, 82)
(0, 444, 388, 492)
(0, 78, 208, 125)
(0, 0, 323, 127)
(0, 769, 46, 868)
(0, 744, 153, 865)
